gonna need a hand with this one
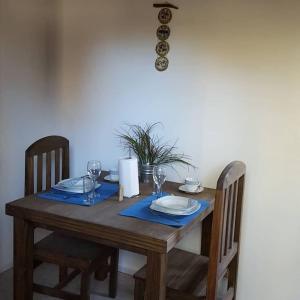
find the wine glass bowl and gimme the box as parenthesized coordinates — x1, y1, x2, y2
(87, 160, 102, 198)
(153, 165, 167, 198)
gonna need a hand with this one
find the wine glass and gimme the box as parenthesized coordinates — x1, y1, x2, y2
(87, 160, 102, 198)
(153, 165, 167, 198)
(82, 175, 93, 205)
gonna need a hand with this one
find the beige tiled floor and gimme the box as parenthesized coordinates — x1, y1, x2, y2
(0, 263, 134, 299)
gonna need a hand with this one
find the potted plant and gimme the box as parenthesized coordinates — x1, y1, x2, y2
(117, 123, 192, 182)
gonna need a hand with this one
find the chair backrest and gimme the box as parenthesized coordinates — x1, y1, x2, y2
(25, 136, 69, 196)
(206, 161, 246, 300)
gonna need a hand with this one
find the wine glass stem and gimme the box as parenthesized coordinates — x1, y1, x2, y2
(92, 178, 96, 198)
(157, 185, 161, 198)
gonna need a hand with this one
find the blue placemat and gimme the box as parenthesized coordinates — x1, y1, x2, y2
(119, 193, 210, 227)
(38, 182, 118, 206)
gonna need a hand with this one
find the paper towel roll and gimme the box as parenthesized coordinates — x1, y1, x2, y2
(118, 157, 139, 198)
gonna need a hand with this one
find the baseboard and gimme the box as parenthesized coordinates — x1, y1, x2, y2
(0, 261, 12, 274)
(118, 264, 137, 275)
(0, 261, 136, 276)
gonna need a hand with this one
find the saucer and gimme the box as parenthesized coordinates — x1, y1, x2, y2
(178, 184, 204, 194)
(104, 175, 119, 183)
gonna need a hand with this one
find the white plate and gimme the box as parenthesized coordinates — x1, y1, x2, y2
(178, 185, 204, 194)
(104, 175, 119, 182)
(150, 201, 200, 216)
(53, 177, 100, 193)
(150, 196, 201, 215)
(150, 202, 200, 215)
(58, 177, 83, 188)
(153, 196, 197, 210)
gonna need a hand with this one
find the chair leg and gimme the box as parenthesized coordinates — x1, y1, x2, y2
(134, 278, 145, 300)
(228, 255, 238, 299)
(59, 266, 68, 282)
(33, 259, 43, 269)
(94, 260, 109, 281)
(109, 248, 119, 298)
(80, 271, 91, 300)
(221, 287, 234, 300)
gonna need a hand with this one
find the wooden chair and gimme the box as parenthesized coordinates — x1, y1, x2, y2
(25, 135, 119, 299)
(134, 161, 246, 300)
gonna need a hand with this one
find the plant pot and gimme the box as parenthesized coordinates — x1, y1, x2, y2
(140, 163, 154, 183)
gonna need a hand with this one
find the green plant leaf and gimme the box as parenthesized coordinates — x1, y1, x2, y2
(116, 123, 194, 167)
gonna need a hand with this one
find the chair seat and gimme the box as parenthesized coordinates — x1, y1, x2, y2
(134, 248, 209, 296)
(34, 233, 112, 270)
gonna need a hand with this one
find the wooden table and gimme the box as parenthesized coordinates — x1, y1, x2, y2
(6, 175, 215, 300)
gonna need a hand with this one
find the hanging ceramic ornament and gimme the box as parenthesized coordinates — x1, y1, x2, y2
(156, 41, 170, 56)
(155, 57, 169, 71)
(158, 8, 172, 24)
(153, 3, 178, 71)
(156, 25, 171, 41)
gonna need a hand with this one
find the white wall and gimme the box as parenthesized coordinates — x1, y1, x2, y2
(0, 0, 60, 272)
(1, 0, 299, 299)
(58, 1, 300, 299)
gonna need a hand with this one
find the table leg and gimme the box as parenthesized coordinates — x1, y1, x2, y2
(13, 218, 34, 300)
(201, 211, 213, 256)
(145, 251, 167, 300)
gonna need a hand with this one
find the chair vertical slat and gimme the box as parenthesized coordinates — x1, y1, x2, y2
(229, 175, 245, 300)
(25, 156, 34, 196)
(225, 184, 234, 252)
(219, 189, 227, 262)
(37, 154, 43, 192)
(230, 180, 239, 247)
(55, 149, 60, 184)
(220, 188, 229, 259)
(234, 176, 245, 243)
(46, 152, 51, 190)
(207, 188, 225, 300)
(62, 146, 69, 179)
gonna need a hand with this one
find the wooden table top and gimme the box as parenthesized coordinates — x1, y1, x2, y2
(6, 174, 215, 254)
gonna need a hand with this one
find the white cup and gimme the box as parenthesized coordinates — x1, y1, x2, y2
(185, 184, 199, 192)
(184, 177, 200, 192)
